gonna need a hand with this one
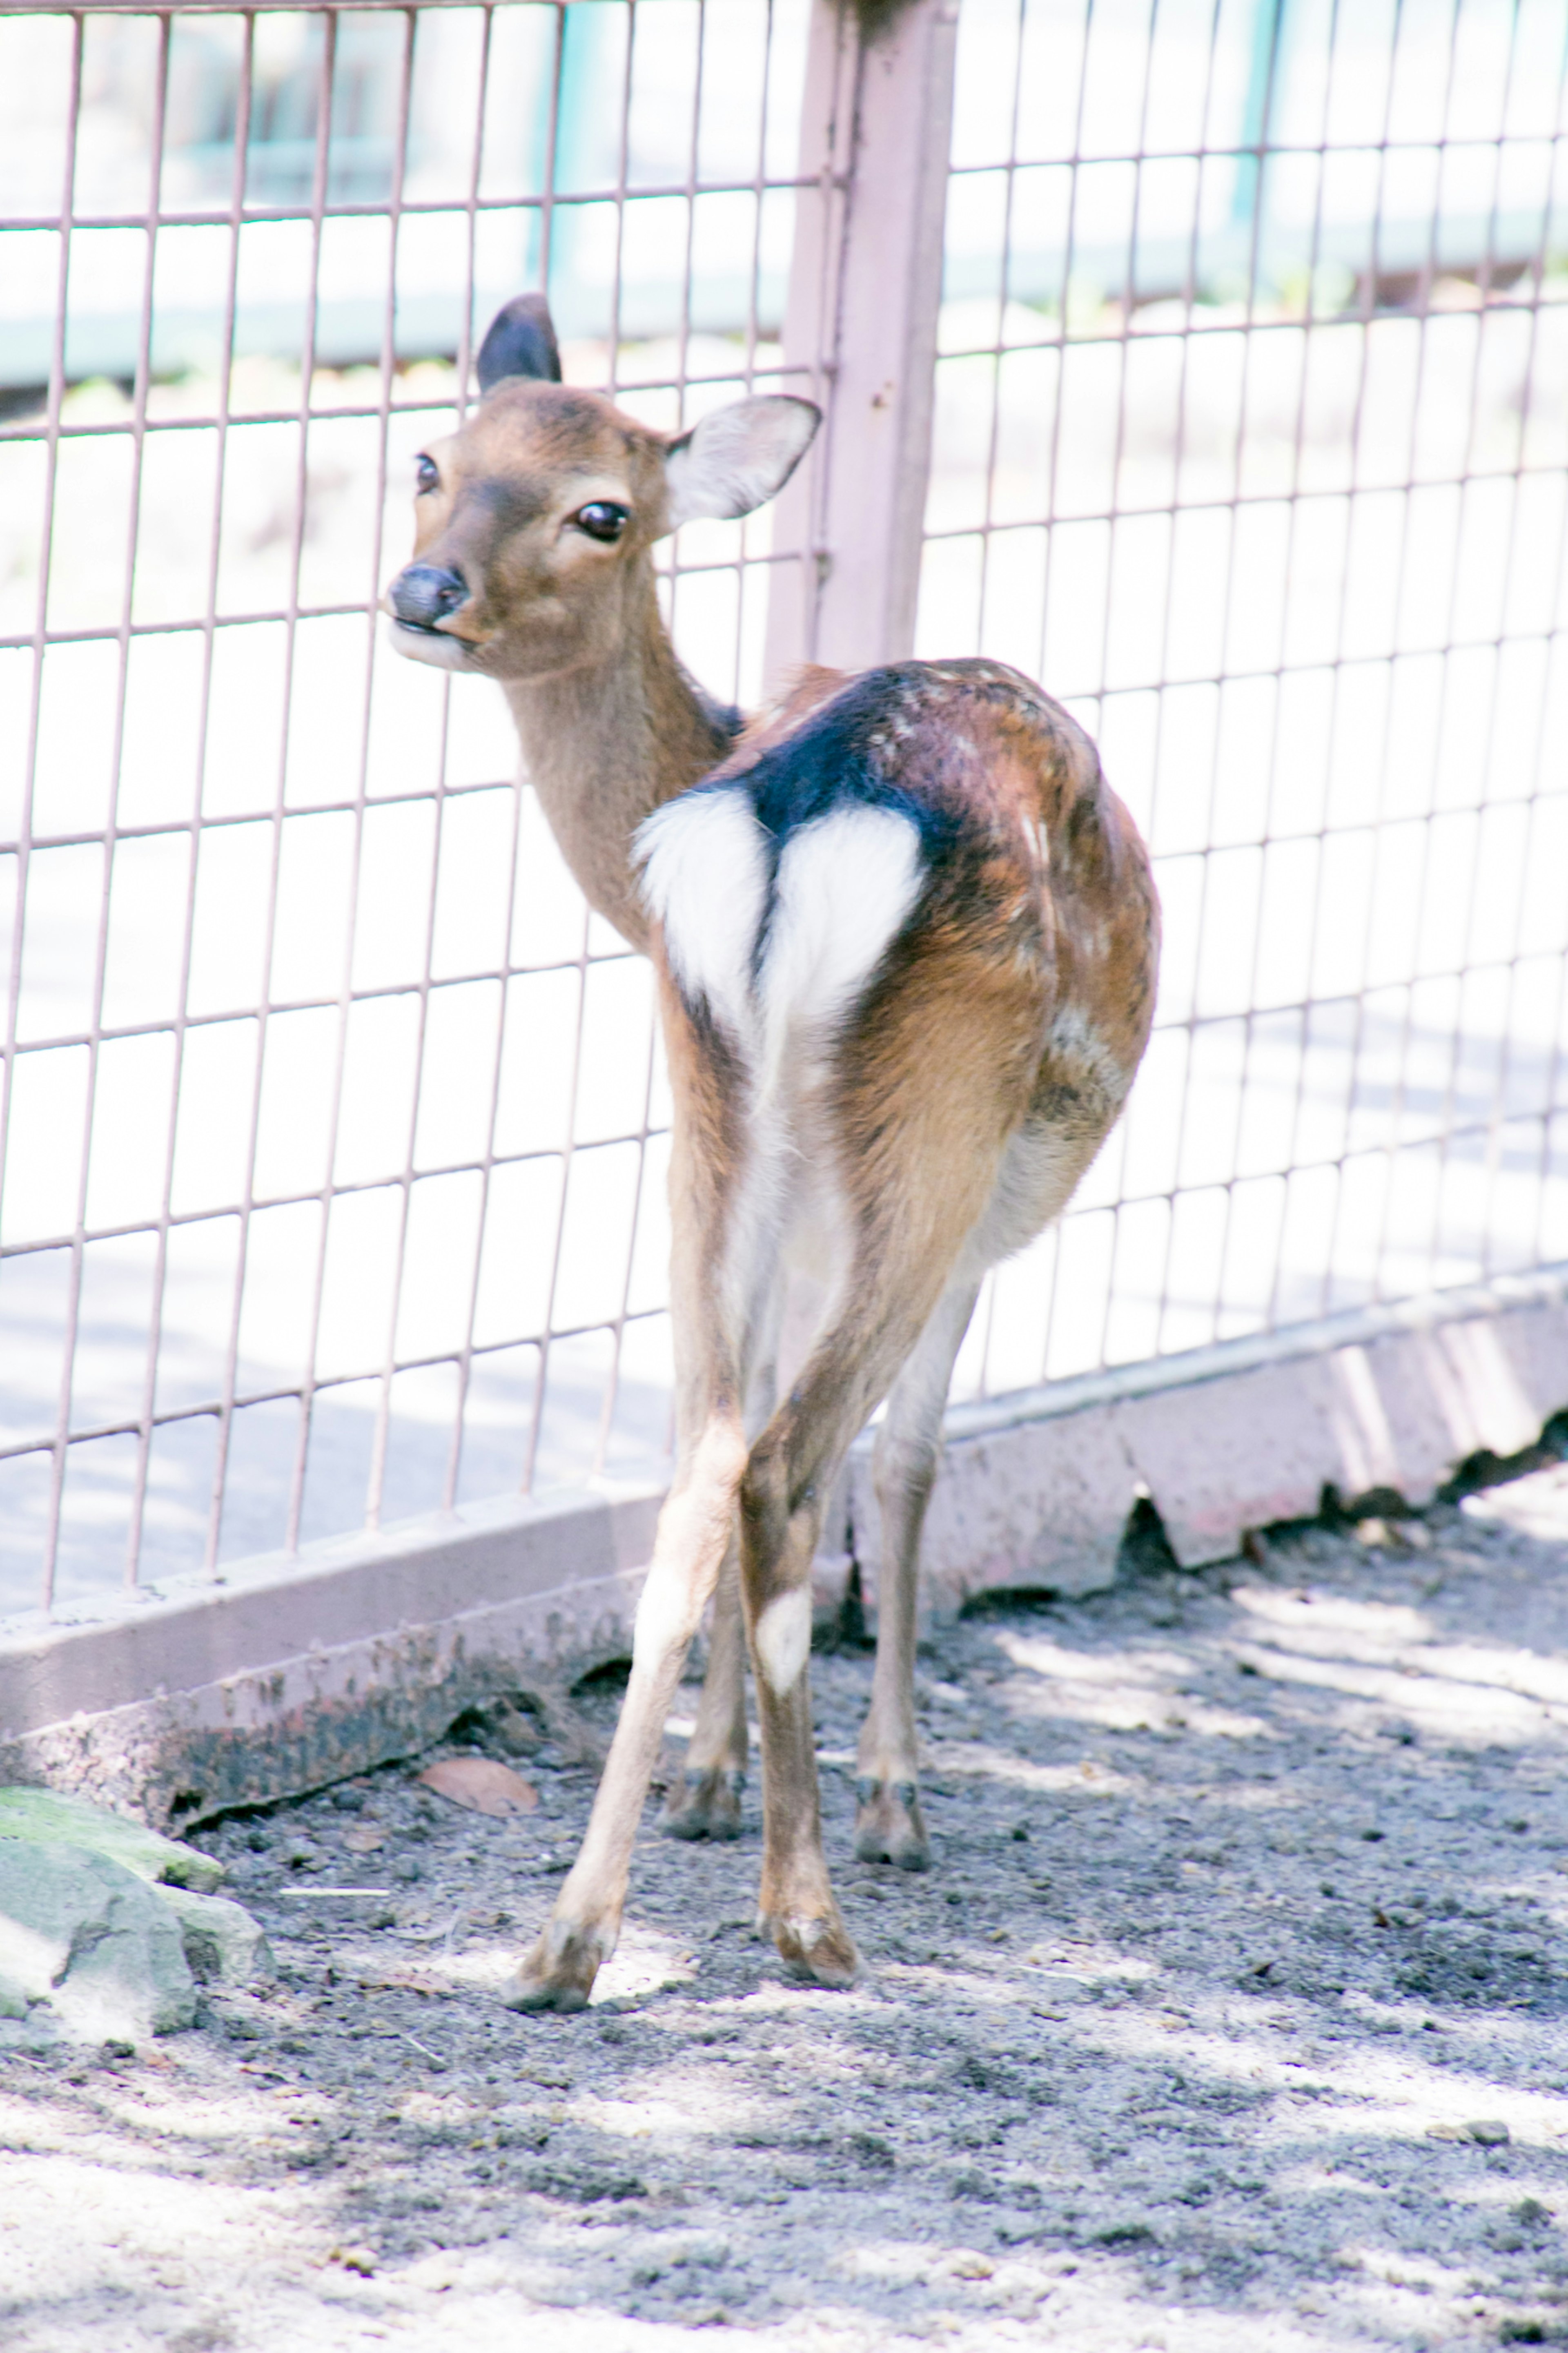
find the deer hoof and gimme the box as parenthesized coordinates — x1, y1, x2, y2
(662, 1764, 746, 1842)
(500, 1918, 611, 2014)
(853, 1777, 931, 1870)
(760, 1905, 863, 1989)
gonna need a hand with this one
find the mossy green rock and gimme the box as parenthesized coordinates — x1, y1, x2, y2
(0, 1786, 223, 1892)
(0, 1840, 197, 2041)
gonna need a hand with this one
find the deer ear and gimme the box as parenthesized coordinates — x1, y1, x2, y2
(662, 397, 820, 531)
(477, 294, 562, 392)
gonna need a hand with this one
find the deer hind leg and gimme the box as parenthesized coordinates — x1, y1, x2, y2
(503, 1410, 747, 2012)
(661, 1530, 749, 1841)
(739, 1240, 989, 1985)
(660, 1276, 783, 1843)
(505, 975, 768, 2012)
(853, 1275, 980, 1870)
(739, 1401, 862, 1989)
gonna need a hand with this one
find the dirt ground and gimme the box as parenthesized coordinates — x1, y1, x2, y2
(8, 1456, 1568, 2352)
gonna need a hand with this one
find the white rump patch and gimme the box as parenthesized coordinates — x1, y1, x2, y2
(637, 794, 924, 1084)
(637, 787, 768, 1042)
(754, 1585, 812, 1697)
(759, 805, 924, 1078)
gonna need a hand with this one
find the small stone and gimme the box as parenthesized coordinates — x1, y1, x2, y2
(156, 1885, 272, 1987)
(950, 2252, 994, 2281)
(1466, 2119, 1511, 2147)
(329, 2245, 378, 2277)
(490, 1702, 544, 1756)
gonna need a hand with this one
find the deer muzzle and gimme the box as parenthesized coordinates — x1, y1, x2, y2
(389, 562, 470, 630)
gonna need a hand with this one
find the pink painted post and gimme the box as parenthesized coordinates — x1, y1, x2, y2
(764, 0, 960, 682)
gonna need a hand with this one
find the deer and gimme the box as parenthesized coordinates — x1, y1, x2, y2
(384, 295, 1159, 2011)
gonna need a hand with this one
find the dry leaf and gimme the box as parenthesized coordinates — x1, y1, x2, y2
(343, 1823, 386, 1854)
(419, 1757, 538, 1818)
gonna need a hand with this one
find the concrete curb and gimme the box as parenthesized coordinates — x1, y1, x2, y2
(0, 1482, 662, 1829)
(3, 1267, 1565, 1827)
(857, 1262, 1568, 1607)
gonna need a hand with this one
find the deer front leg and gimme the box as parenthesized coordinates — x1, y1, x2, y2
(503, 1416, 746, 2012)
(854, 1279, 979, 1871)
(662, 1531, 749, 1840)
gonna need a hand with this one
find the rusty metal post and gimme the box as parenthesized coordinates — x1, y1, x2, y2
(764, 0, 960, 683)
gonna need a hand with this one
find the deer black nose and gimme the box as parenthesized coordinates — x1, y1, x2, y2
(391, 563, 469, 628)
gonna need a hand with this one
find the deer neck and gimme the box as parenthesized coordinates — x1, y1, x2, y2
(501, 565, 735, 955)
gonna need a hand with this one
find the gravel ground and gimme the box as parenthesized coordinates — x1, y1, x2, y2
(8, 1459, 1568, 2351)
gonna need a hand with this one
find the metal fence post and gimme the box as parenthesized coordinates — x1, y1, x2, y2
(765, 0, 959, 684)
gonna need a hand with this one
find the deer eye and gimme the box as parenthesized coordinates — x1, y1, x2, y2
(415, 453, 439, 494)
(572, 501, 629, 543)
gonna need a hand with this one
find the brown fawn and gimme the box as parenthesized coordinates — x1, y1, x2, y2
(385, 296, 1159, 2010)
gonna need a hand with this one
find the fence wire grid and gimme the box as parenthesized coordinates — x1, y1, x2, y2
(1, 0, 1566, 1621)
(928, 0, 1568, 1416)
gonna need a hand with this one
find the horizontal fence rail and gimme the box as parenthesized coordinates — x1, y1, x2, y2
(1, 0, 1566, 1631)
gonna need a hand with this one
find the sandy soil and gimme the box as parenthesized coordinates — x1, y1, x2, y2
(7, 1459, 1568, 2351)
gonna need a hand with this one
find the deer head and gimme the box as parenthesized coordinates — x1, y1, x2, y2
(384, 293, 820, 685)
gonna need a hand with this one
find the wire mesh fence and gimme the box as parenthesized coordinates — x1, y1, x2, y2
(927, 0, 1568, 1405)
(0, 0, 825, 1613)
(2, 0, 1566, 1623)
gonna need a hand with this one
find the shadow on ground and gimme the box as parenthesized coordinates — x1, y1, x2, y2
(8, 1462, 1568, 2347)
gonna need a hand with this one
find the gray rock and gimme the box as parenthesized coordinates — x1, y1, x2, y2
(0, 2008, 60, 2052)
(158, 1883, 272, 1987)
(0, 1839, 197, 2042)
(0, 1786, 224, 1891)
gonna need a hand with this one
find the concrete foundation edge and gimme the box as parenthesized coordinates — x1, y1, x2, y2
(3, 1268, 1565, 1827)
